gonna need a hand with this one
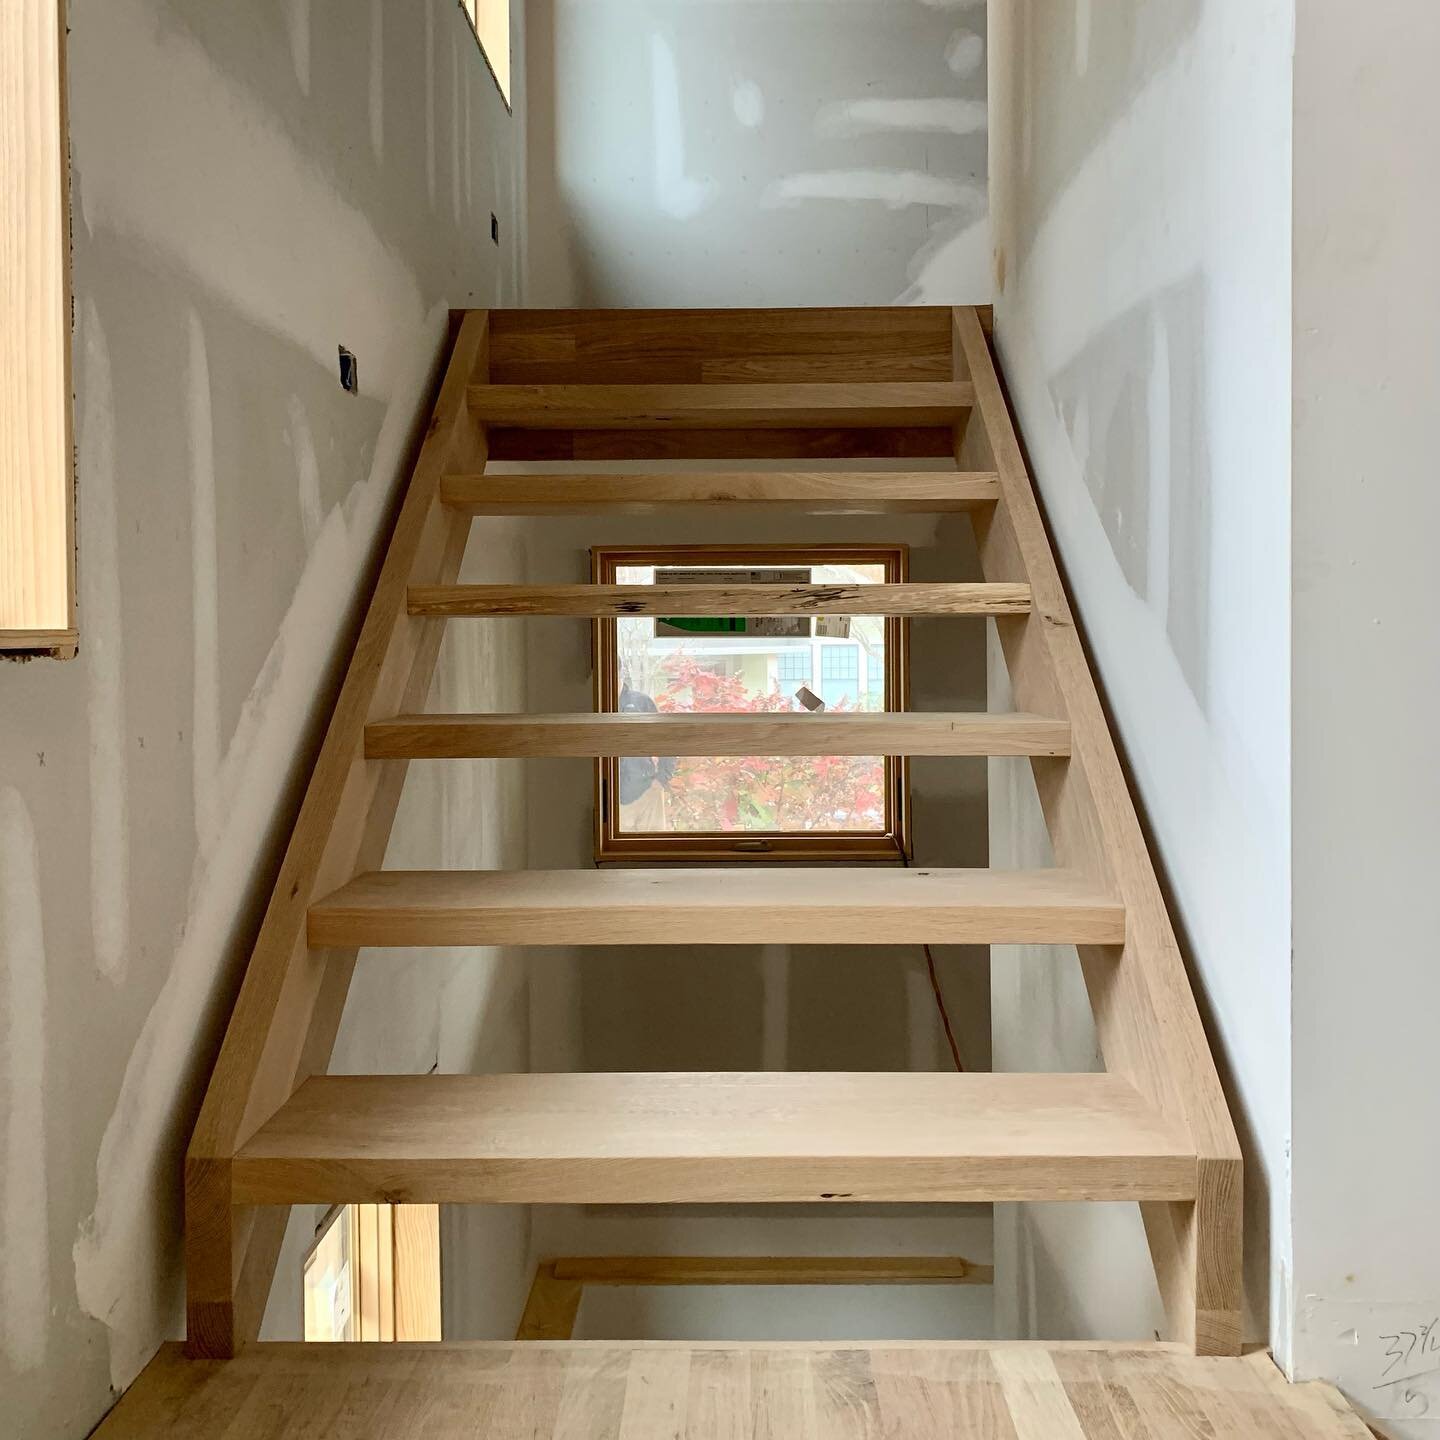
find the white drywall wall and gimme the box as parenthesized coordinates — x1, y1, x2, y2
(1289, 4, 1440, 1433)
(0, 3, 525, 1435)
(987, 0, 1294, 1350)
(525, 0, 992, 307)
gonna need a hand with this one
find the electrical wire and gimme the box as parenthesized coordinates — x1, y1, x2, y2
(905, 856, 966, 1072)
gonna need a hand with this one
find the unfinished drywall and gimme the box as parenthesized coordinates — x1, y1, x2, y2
(525, 0, 991, 307)
(987, 0, 1294, 1350)
(0, 2, 525, 1436)
(512, 483, 995, 1339)
(1289, 4, 1440, 1433)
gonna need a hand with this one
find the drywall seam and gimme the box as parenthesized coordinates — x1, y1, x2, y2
(69, 0, 425, 401)
(0, 787, 50, 1373)
(763, 170, 979, 211)
(288, 396, 324, 552)
(71, 307, 451, 1391)
(369, 0, 384, 164)
(815, 97, 988, 138)
(187, 311, 222, 855)
(651, 33, 715, 220)
(77, 298, 130, 985)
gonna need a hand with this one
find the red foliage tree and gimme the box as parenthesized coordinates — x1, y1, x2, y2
(652, 652, 885, 833)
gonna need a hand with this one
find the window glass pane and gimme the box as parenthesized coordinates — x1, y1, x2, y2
(611, 562, 888, 836)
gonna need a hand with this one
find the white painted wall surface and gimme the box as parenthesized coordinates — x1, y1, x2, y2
(1290, 4, 1440, 1433)
(0, 3, 525, 1436)
(987, 0, 1294, 1350)
(526, 0, 991, 307)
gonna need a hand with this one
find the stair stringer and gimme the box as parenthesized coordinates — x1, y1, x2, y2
(954, 306, 1243, 1355)
(183, 312, 493, 1359)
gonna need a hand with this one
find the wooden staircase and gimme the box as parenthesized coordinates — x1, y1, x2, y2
(184, 306, 1243, 1361)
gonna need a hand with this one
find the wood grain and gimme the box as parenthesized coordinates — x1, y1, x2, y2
(487, 306, 954, 385)
(439, 470, 1001, 514)
(955, 306, 1244, 1353)
(94, 1343, 1373, 1440)
(364, 711, 1072, 760)
(467, 382, 974, 429)
(306, 867, 1126, 948)
(408, 582, 1031, 618)
(548, 1256, 994, 1287)
(1, 0, 72, 635)
(516, 1262, 585, 1342)
(183, 312, 492, 1358)
(486, 425, 955, 462)
(231, 1071, 1196, 1206)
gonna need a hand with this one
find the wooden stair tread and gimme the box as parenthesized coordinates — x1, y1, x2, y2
(439, 470, 1002, 514)
(307, 867, 1125, 947)
(408, 582, 1031, 618)
(365, 711, 1072, 759)
(467, 381, 974, 429)
(232, 1071, 1196, 1205)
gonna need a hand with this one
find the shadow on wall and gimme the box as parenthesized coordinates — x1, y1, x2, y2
(528, 0, 992, 306)
(1048, 275, 1213, 711)
(1008, 0, 1204, 278)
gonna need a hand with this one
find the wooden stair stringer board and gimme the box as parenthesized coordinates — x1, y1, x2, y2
(954, 306, 1243, 1355)
(182, 312, 493, 1359)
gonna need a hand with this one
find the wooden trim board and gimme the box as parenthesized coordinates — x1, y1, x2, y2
(954, 306, 1243, 1353)
(408, 581, 1031, 617)
(365, 711, 1073, 760)
(183, 313, 493, 1358)
(305, 867, 1126, 948)
(517, 1255, 995, 1343)
(0, 0, 74, 639)
(231, 1071, 1197, 1207)
(467, 381, 975, 429)
(440, 470, 1002, 514)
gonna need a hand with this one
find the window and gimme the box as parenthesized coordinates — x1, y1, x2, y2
(1, 0, 74, 656)
(593, 545, 911, 863)
(303, 1203, 442, 1343)
(461, 0, 511, 104)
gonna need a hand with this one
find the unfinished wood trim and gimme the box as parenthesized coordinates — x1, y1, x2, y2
(0, 0, 74, 642)
(466, 381, 975, 429)
(392, 1204, 443, 1342)
(183, 312, 492, 1360)
(409, 581, 1031, 618)
(955, 306, 1242, 1354)
(549, 1255, 995, 1287)
(365, 711, 1073, 760)
(439, 470, 1002, 514)
(306, 867, 1127, 949)
(0, 626, 76, 657)
(515, 1262, 585, 1342)
(487, 424, 956, 463)
(230, 1071, 1197, 1207)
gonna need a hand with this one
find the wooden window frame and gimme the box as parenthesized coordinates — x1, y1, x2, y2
(592, 543, 912, 865)
(459, 0, 512, 110)
(302, 1203, 443, 1343)
(1, 0, 75, 657)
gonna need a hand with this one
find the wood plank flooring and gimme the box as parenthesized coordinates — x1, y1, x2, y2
(95, 1343, 1373, 1439)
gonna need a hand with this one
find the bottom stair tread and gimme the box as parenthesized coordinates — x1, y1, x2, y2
(98, 1343, 1373, 1440)
(233, 1071, 1197, 1205)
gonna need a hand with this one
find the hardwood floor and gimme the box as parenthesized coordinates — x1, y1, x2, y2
(96, 1343, 1372, 1439)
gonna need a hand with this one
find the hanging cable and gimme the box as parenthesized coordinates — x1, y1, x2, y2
(905, 855, 965, 1072)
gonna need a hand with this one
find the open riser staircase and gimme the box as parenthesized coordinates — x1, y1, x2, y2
(183, 306, 1243, 1361)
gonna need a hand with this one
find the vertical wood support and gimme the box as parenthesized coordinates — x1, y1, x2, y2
(956, 306, 1242, 1355)
(184, 312, 491, 1357)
